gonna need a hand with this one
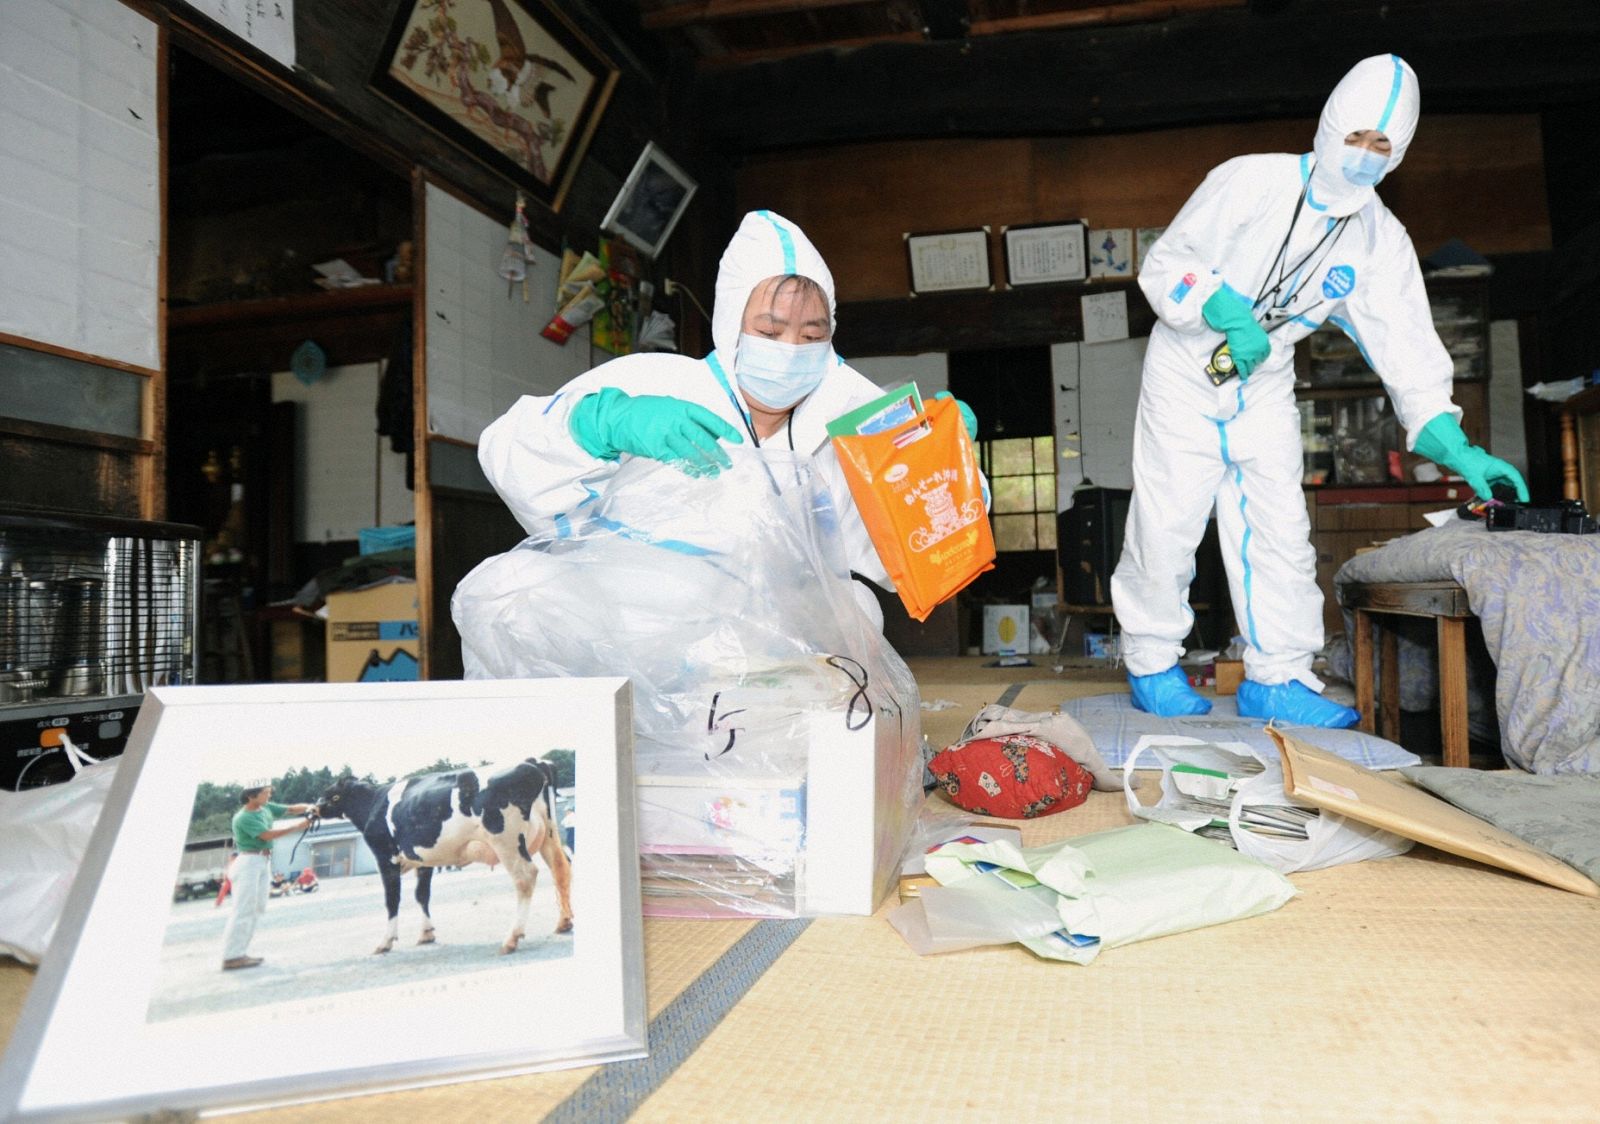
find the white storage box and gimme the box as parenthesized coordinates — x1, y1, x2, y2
(634, 698, 918, 919)
(982, 604, 1030, 654)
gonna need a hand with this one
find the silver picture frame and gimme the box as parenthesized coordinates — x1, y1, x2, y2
(600, 142, 698, 259)
(0, 678, 644, 1122)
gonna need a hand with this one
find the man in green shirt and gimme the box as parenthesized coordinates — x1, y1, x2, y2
(221, 781, 318, 971)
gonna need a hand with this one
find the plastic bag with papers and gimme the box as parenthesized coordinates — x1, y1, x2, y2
(890, 822, 1296, 963)
(0, 737, 120, 964)
(453, 448, 923, 919)
(1122, 735, 1412, 874)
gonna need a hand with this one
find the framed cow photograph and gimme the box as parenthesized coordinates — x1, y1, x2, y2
(0, 679, 644, 1121)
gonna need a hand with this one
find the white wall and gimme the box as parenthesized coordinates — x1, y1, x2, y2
(0, 0, 159, 369)
(1053, 338, 1143, 507)
(849, 352, 948, 396)
(1488, 319, 1528, 476)
(423, 184, 595, 443)
(271, 364, 413, 543)
(853, 344, 1144, 512)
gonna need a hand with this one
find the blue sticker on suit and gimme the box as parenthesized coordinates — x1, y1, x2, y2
(1322, 265, 1356, 299)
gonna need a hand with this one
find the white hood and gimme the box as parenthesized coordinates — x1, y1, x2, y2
(711, 210, 838, 363)
(1308, 54, 1420, 217)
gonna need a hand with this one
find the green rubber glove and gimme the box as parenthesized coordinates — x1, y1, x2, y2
(1412, 412, 1530, 501)
(1201, 286, 1270, 379)
(934, 391, 978, 440)
(569, 387, 744, 477)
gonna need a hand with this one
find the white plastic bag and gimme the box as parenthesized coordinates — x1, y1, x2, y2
(1226, 755, 1412, 873)
(0, 737, 121, 964)
(1123, 734, 1411, 874)
(915, 824, 1296, 963)
(453, 448, 924, 918)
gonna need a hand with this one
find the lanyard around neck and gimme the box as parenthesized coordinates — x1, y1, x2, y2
(704, 353, 761, 447)
(1253, 181, 1350, 314)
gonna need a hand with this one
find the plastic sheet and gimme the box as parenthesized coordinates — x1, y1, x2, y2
(453, 447, 923, 918)
(914, 825, 1297, 964)
(0, 737, 120, 964)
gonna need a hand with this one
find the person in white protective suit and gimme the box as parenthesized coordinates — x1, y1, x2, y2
(459, 209, 975, 644)
(1111, 54, 1527, 727)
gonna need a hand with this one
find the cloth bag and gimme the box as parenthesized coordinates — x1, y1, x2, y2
(1122, 735, 1412, 874)
(0, 738, 121, 964)
(958, 703, 1120, 791)
(832, 396, 995, 620)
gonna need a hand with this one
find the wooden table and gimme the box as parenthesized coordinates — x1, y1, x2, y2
(1339, 580, 1473, 768)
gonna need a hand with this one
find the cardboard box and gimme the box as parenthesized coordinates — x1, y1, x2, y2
(982, 605, 1030, 654)
(1214, 658, 1244, 695)
(1085, 631, 1118, 660)
(325, 581, 420, 682)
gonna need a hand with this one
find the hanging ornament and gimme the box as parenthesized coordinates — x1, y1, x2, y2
(497, 193, 536, 302)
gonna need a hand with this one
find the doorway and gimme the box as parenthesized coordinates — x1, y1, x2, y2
(164, 50, 416, 683)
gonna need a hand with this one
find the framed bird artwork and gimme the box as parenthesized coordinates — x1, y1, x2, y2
(373, 0, 619, 211)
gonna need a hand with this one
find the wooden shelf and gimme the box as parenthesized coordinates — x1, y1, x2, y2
(1561, 384, 1600, 417)
(167, 285, 415, 377)
(168, 284, 413, 328)
(1295, 377, 1487, 399)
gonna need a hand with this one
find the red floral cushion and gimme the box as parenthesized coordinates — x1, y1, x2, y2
(928, 733, 1093, 819)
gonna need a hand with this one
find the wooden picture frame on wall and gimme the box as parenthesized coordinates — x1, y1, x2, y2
(372, 0, 620, 212)
(1001, 221, 1088, 287)
(904, 228, 992, 296)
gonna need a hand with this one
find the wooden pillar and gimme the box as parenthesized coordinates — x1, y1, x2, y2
(1437, 616, 1470, 768)
(1561, 409, 1580, 501)
(1354, 608, 1375, 734)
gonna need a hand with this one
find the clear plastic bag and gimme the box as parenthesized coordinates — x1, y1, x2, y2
(0, 737, 120, 964)
(453, 447, 923, 918)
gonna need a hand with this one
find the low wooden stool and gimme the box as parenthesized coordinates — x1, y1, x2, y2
(1339, 580, 1473, 768)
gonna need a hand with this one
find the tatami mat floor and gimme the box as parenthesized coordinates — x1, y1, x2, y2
(4, 658, 1597, 1121)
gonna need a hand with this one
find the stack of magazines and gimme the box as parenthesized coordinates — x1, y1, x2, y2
(1161, 754, 1317, 847)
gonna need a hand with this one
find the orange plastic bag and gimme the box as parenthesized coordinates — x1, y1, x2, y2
(832, 396, 995, 621)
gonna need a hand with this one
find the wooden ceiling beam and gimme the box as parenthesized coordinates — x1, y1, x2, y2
(968, 0, 1245, 37)
(698, 31, 927, 70)
(691, 0, 1600, 151)
(641, 0, 883, 31)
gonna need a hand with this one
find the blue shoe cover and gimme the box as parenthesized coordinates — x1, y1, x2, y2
(1128, 666, 1212, 717)
(1235, 679, 1360, 728)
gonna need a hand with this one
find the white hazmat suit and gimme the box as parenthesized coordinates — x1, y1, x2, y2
(1112, 55, 1460, 716)
(461, 210, 896, 647)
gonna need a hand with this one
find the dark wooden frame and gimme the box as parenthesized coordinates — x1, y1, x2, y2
(372, 0, 619, 212)
(1001, 221, 1088, 288)
(904, 227, 992, 296)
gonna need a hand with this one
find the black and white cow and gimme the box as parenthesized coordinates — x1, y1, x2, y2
(315, 759, 573, 955)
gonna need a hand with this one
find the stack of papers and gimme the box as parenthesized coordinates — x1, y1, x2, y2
(1159, 754, 1318, 845)
(311, 258, 380, 289)
(636, 310, 677, 351)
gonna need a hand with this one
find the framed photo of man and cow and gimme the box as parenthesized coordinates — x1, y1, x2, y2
(0, 679, 645, 1122)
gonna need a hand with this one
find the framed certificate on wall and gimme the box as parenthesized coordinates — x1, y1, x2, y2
(904, 228, 992, 295)
(1001, 222, 1088, 287)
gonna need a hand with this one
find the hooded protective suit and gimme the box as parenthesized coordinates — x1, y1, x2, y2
(1112, 55, 1457, 694)
(466, 209, 894, 628)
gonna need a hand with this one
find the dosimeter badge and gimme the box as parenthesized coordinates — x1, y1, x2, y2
(1205, 340, 1237, 385)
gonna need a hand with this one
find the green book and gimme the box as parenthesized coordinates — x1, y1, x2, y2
(825, 382, 924, 438)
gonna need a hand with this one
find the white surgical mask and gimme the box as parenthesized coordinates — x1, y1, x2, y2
(735, 333, 831, 409)
(1341, 144, 1389, 187)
